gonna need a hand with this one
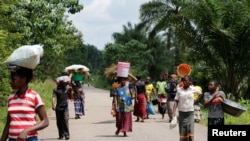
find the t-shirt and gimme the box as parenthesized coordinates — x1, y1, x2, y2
(72, 73, 84, 81)
(175, 86, 202, 112)
(156, 81, 166, 95)
(204, 91, 225, 118)
(53, 86, 70, 110)
(145, 83, 154, 100)
(7, 88, 44, 139)
(135, 81, 145, 94)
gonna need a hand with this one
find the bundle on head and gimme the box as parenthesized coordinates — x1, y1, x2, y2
(104, 64, 133, 78)
(104, 64, 118, 78)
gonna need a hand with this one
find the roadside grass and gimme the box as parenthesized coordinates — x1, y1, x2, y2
(199, 105, 250, 125)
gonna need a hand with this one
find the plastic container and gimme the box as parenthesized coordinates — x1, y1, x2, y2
(177, 63, 191, 77)
(117, 62, 130, 77)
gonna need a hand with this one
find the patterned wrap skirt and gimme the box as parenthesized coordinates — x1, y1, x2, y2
(74, 98, 84, 116)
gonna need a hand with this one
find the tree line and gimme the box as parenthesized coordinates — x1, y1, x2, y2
(0, 0, 250, 105)
(102, 0, 250, 101)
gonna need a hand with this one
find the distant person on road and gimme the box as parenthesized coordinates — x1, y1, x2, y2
(156, 76, 167, 119)
(145, 76, 156, 119)
(133, 76, 147, 122)
(72, 81, 85, 119)
(204, 80, 225, 125)
(0, 66, 49, 141)
(52, 76, 72, 140)
(113, 74, 137, 137)
(166, 73, 178, 122)
(173, 75, 202, 141)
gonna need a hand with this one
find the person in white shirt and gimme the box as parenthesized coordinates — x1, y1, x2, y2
(173, 75, 202, 141)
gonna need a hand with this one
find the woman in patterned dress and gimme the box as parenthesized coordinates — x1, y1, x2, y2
(113, 74, 137, 137)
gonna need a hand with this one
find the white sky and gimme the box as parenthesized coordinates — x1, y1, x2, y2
(68, 0, 150, 50)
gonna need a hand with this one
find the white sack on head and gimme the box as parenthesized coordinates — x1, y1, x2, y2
(56, 76, 70, 83)
(4, 44, 44, 69)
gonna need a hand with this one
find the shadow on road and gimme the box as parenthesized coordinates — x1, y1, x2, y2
(92, 119, 116, 124)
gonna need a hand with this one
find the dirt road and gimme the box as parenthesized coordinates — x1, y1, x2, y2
(38, 85, 207, 141)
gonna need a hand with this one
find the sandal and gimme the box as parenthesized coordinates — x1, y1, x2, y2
(123, 132, 127, 137)
(115, 130, 119, 135)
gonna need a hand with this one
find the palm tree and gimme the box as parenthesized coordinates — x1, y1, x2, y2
(178, 0, 250, 100)
(139, 0, 250, 100)
(139, 0, 192, 67)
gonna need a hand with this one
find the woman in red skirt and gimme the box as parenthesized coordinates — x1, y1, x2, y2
(133, 76, 147, 122)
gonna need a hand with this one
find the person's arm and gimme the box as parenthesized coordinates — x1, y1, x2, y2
(173, 91, 179, 115)
(0, 114, 10, 141)
(52, 89, 57, 110)
(18, 105, 49, 140)
(128, 73, 137, 84)
(155, 82, 159, 95)
(134, 85, 138, 103)
(113, 92, 118, 112)
(173, 100, 179, 116)
(204, 92, 220, 107)
(152, 86, 157, 97)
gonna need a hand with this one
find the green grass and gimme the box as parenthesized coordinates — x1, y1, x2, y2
(198, 106, 250, 126)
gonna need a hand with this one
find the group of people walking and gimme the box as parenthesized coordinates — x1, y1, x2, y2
(110, 72, 226, 141)
(0, 64, 226, 141)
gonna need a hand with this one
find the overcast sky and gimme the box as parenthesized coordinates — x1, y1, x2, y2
(68, 0, 150, 50)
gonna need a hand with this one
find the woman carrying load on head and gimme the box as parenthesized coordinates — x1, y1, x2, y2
(113, 74, 137, 137)
(0, 66, 49, 141)
(72, 81, 85, 119)
(67, 69, 90, 119)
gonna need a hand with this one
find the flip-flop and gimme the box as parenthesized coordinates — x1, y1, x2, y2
(115, 130, 119, 135)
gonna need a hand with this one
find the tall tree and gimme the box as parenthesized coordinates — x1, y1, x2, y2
(182, 0, 250, 100)
(139, 0, 250, 100)
(3, 0, 84, 80)
(139, 0, 191, 66)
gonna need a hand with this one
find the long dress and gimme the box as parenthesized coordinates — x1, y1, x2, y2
(115, 85, 133, 133)
(73, 84, 85, 119)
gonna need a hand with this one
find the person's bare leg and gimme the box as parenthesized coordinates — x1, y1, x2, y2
(135, 117, 139, 122)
